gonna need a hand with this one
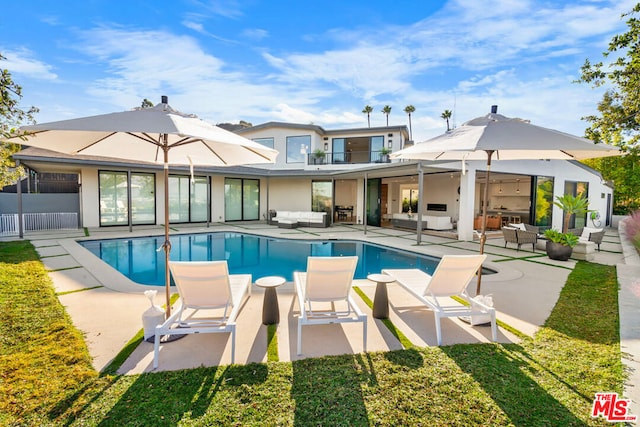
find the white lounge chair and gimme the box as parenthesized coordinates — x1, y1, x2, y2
(382, 254, 497, 346)
(294, 256, 367, 355)
(153, 260, 251, 368)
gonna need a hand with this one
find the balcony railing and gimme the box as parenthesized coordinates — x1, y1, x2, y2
(306, 150, 391, 165)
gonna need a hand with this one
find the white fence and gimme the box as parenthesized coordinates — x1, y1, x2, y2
(0, 213, 78, 235)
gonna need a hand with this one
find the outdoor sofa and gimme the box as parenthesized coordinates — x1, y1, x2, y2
(269, 210, 330, 228)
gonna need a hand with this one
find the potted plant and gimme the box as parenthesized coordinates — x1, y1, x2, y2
(544, 193, 591, 260)
(312, 148, 326, 164)
(379, 147, 391, 163)
(543, 228, 579, 261)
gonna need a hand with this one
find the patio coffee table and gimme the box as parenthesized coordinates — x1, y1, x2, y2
(278, 219, 298, 229)
(255, 276, 286, 325)
(367, 273, 396, 319)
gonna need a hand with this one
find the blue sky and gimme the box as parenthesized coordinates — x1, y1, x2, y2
(0, 0, 635, 142)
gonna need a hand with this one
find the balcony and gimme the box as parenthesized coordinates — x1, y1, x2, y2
(306, 150, 391, 165)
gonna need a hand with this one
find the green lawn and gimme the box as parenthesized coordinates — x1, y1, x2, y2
(0, 241, 622, 426)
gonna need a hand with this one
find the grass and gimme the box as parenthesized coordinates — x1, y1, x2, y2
(0, 240, 623, 426)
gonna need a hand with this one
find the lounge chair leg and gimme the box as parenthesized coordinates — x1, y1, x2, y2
(491, 314, 497, 342)
(434, 314, 442, 346)
(363, 318, 367, 352)
(153, 330, 160, 369)
(297, 322, 302, 355)
(231, 328, 236, 364)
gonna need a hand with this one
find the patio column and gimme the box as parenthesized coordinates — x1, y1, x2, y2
(363, 173, 367, 235)
(458, 165, 477, 241)
(127, 169, 132, 233)
(16, 159, 23, 239)
(416, 164, 424, 244)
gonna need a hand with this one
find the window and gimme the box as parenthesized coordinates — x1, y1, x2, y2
(533, 176, 554, 228)
(286, 135, 310, 163)
(225, 178, 260, 221)
(99, 171, 128, 226)
(312, 181, 332, 213)
(169, 175, 209, 223)
(99, 171, 156, 226)
(131, 174, 155, 224)
(369, 136, 384, 162)
(253, 137, 274, 149)
(333, 138, 346, 163)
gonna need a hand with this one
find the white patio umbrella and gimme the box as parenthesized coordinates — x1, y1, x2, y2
(390, 106, 622, 293)
(4, 96, 278, 317)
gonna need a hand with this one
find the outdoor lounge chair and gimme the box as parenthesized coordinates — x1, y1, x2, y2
(569, 227, 605, 251)
(153, 261, 251, 368)
(502, 225, 538, 251)
(294, 256, 367, 355)
(382, 254, 497, 346)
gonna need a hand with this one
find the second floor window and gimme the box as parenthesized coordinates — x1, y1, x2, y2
(286, 135, 311, 163)
(253, 137, 274, 149)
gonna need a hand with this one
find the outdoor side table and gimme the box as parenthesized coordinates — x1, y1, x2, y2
(255, 276, 286, 325)
(367, 273, 396, 319)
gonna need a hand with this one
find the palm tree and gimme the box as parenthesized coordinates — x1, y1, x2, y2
(441, 109, 452, 131)
(553, 193, 591, 233)
(404, 105, 415, 140)
(362, 105, 373, 128)
(381, 105, 392, 126)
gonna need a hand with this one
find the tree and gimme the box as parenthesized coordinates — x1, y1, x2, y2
(140, 98, 154, 108)
(404, 105, 415, 140)
(578, 3, 640, 212)
(381, 105, 392, 126)
(441, 109, 452, 131)
(362, 105, 373, 128)
(553, 193, 591, 233)
(1, 53, 38, 187)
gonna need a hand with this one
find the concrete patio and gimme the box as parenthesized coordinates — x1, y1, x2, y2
(8, 220, 640, 418)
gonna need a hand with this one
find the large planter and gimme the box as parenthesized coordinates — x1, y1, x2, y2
(546, 241, 573, 261)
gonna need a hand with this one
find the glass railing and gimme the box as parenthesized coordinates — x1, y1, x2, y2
(306, 150, 391, 165)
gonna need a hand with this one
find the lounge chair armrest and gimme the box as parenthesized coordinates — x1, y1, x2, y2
(348, 295, 367, 318)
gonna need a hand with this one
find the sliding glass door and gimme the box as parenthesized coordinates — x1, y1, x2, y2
(533, 176, 554, 229)
(225, 178, 260, 221)
(168, 175, 209, 223)
(99, 171, 156, 226)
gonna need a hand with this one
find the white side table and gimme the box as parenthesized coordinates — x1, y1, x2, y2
(255, 276, 286, 325)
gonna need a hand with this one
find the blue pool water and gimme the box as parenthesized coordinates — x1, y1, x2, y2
(79, 232, 445, 286)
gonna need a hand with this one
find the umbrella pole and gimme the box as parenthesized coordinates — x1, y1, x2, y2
(476, 150, 494, 295)
(162, 138, 172, 319)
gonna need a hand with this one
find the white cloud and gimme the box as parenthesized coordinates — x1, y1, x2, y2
(242, 28, 269, 40)
(5, 0, 632, 146)
(3, 49, 58, 80)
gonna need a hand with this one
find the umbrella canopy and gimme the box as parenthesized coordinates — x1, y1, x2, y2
(391, 111, 622, 161)
(4, 96, 278, 318)
(390, 107, 622, 294)
(14, 100, 277, 167)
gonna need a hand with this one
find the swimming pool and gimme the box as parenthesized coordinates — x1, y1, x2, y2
(79, 232, 446, 286)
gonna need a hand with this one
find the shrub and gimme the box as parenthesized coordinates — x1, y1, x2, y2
(624, 210, 640, 250)
(543, 229, 579, 248)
